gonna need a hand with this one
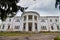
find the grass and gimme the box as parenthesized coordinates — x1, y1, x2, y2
(0, 31, 33, 36)
(0, 31, 60, 36)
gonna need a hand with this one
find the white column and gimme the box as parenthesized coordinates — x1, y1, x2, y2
(20, 18, 23, 31)
(32, 15, 35, 32)
(37, 17, 40, 32)
(26, 15, 28, 32)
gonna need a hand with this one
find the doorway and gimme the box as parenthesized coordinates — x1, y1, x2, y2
(28, 22, 32, 31)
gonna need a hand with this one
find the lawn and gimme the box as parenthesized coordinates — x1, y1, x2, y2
(0, 31, 60, 36)
(0, 32, 32, 36)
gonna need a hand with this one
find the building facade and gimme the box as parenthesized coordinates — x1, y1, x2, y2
(0, 11, 60, 32)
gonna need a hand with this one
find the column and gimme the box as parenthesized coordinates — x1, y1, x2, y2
(26, 15, 28, 32)
(32, 15, 35, 32)
(37, 18, 40, 32)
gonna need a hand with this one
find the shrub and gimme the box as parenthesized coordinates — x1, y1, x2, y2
(54, 36, 60, 40)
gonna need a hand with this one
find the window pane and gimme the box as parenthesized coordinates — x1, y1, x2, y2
(41, 26, 46, 30)
(35, 23, 37, 30)
(41, 19, 45, 22)
(9, 19, 11, 22)
(55, 19, 57, 22)
(50, 19, 52, 22)
(28, 15, 32, 20)
(15, 19, 20, 22)
(57, 25, 60, 30)
(8, 25, 10, 29)
(23, 23, 26, 30)
(15, 26, 20, 29)
(51, 26, 54, 30)
(2, 25, 5, 29)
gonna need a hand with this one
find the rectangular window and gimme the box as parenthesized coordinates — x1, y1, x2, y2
(41, 19, 45, 22)
(2, 25, 5, 29)
(41, 26, 47, 30)
(57, 25, 60, 30)
(8, 25, 10, 29)
(15, 26, 20, 29)
(51, 26, 54, 30)
(55, 19, 57, 22)
(50, 19, 52, 22)
(35, 23, 37, 30)
(15, 19, 20, 22)
(28, 15, 32, 20)
(23, 23, 26, 30)
(9, 19, 11, 22)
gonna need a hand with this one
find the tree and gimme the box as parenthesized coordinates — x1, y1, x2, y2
(55, 0, 60, 9)
(0, 0, 28, 21)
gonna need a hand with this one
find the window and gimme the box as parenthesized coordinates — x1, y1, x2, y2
(28, 15, 32, 20)
(8, 25, 10, 29)
(9, 19, 11, 22)
(57, 25, 60, 30)
(41, 26, 47, 30)
(24, 16, 26, 21)
(15, 26, 20, 29)
(2, 25, 5, 29)
(15, 19, 20, 22)
(50, 19, 52, 22)
(41, 19, 45, 22)
(34, 16, 37, 20)
(35, 23, 37, 30)
(55, 19, 57, 22)
(51, 26, 54, 30)
(23, 23, 26, 30)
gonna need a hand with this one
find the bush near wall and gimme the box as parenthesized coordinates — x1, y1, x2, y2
(54, 36, 60, 40)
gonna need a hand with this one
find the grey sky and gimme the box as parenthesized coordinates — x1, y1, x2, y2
(16, 0, 60, 16)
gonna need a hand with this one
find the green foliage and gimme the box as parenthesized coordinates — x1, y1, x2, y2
(54, 36, 60, 40)
(55, 0, 60, 9)
(0, 0, 28, 21)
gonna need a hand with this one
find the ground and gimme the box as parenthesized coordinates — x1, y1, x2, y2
(0, 32, 60, 40)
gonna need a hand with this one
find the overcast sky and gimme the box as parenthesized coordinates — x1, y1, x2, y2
(0, 0, 60, 24)
(16, 0, 60, 16)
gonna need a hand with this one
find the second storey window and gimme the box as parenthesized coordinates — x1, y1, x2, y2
(15, 26, 20, 29)
(28, 15, 32, 20)
(50, 19, 52, 22)
(41, 19, 45, 22)
(55, 19, 57, 22)
(9, 19, 11, 22)
(41, 26, 47, 30)
(15, 19, 20, 22)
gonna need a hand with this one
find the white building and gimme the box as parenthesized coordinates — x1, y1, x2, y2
(0, 11, 60, 32)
